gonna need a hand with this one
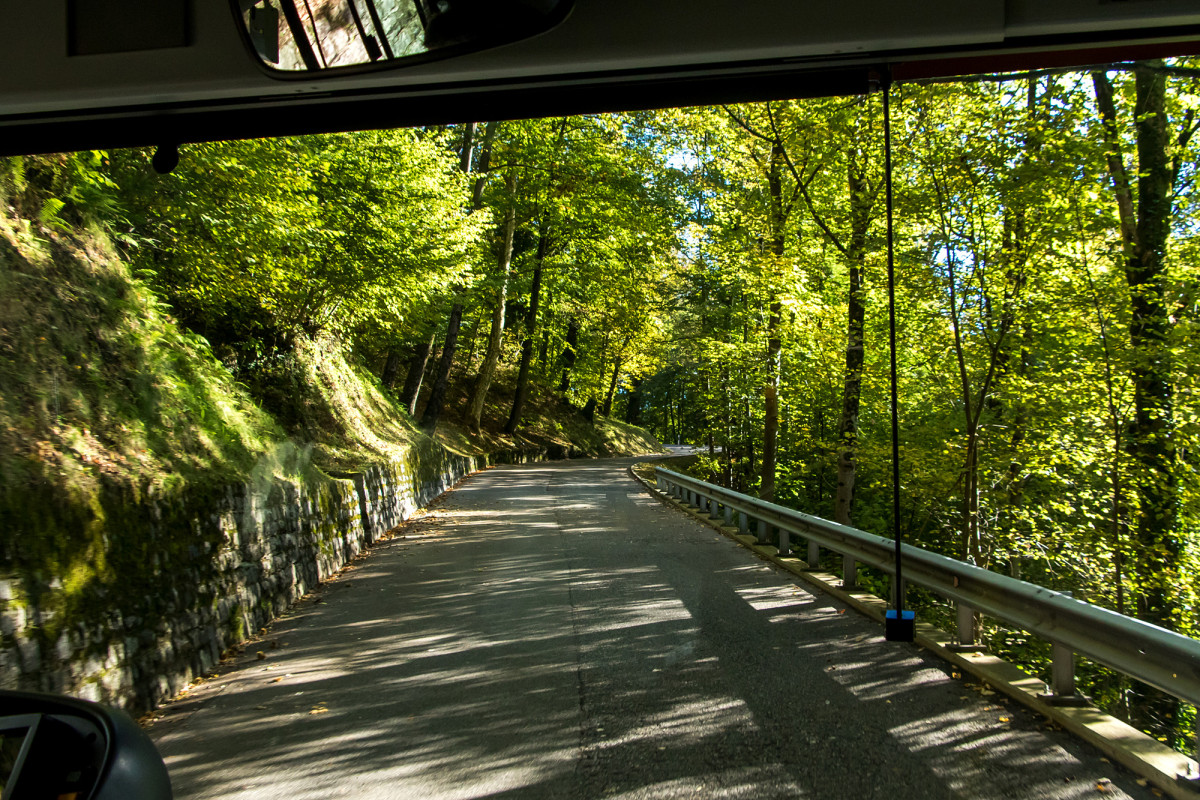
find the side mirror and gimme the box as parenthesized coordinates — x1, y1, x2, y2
(0, 691, 172, 800)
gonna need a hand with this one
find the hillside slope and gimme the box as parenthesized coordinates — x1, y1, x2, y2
(0, 206, 661, 541)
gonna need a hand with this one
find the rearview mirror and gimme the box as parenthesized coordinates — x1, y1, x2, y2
(235, 0, 572, 73)
(0, 691, 171, 800)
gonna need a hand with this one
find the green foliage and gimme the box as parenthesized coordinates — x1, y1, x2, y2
(108, 130, 484, 369)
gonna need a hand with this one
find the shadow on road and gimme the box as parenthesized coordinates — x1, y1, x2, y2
(150, 459, 1152, 800)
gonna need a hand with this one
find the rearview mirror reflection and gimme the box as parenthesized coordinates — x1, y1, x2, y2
(236, 0, 571, 73)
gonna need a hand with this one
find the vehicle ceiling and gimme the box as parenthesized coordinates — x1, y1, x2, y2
(0, 0, 1198, 155)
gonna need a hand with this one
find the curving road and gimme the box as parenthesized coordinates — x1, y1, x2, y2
(148, 457, 1155, 799)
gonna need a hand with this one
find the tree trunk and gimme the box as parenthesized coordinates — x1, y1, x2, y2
(420, 301, 463, 429)
(744, 396, 755, 480)
(399, 332, 435, 416)
(468, 171, 517, 432)
(471, 122, 496, 209)
(760, 141, 785, 501)
(458, 122, 476, 173)
(1093, 65, 1178, 627)
(722, 367, 734, 487)
(594, 332, 610, 400)
(419, 122, 485, 431)
(537, 290, 553, 376)
(381, 347, 403, 390)
(625, 377, 643, 426)
(1126, 64, 1177, 625)
(505, 226, 548, 434)
(833, 159, 871, 525)
(992, 79, 1039, 558)
(460, 308, 487, 377)
(672, 388, 681, 450)
(559, 316, 579, 394)
(603, 355, 622, 416)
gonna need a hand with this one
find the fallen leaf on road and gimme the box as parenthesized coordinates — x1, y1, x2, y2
(1095, 777, 1112, 792)
(837, 609, 845, 615)
(999, 716, 1010, 723)
(256, 651, 266, 660)
(309, 704, 328, 715)
(254, 705, 268, 711)
(271, 677, 282, 683)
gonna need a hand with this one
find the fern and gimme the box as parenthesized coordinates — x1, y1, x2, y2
(38, 197, 70, 232)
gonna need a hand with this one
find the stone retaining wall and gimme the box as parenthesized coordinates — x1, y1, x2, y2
(0, 444, 545, 712)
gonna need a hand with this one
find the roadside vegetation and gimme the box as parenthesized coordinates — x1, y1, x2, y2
(1, 57, 1197, 751)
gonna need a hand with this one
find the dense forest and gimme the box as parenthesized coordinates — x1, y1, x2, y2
(3, 60, 1198, 748)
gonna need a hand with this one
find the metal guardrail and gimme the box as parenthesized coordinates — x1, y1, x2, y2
(654, 467, 1200, 732)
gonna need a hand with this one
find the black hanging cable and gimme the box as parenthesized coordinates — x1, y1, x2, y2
(278, 0, 321, 70)
(361, 0, 395, 60)
(344, 0, 382, 62)
(882, 71, 914, 642)
(300, 0, 330, 68)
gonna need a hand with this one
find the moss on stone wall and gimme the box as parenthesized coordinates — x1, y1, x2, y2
(0, 442, 497, 713)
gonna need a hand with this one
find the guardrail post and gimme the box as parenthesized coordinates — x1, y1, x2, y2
(738, 512, 749, 535)
(1039, 640, 1088, 706)
(778, 527, 792, 557)
(948, 602, 985, 652)
(756, 519, 767, 544)
(723, 505, 733, 526)
(842, 555, 858, 589)
(807, 539, 819, 569)
(1038, 593, 1088, 707)
(1051, 641, 1076, 698)
(710, 498, 722, 521)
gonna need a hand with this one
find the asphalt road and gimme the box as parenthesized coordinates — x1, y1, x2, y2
(148, 457, 1157, 799)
